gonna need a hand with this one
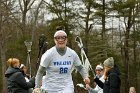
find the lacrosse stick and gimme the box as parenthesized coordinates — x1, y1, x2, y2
(36, 34, 47, 72)
(75, 36, 95, 76)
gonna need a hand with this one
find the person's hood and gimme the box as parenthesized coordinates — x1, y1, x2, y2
(108, 64, 121, 75)
(5, 67, 21, 78)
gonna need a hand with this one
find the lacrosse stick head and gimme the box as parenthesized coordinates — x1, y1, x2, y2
(75, 36, 83, 48)
(75, 36, 80, 43)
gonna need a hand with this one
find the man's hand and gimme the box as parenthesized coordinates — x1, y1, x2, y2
(83, 77, 90, 85)
(33, 88, 40, 93)
(85, 84, 91, 90)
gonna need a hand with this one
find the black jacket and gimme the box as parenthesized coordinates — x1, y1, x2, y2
(94, 65, 121, 93)
(5, 67, 35, 93)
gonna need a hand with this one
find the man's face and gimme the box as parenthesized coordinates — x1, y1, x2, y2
(54, 32, 67, 49)
(95, 69, 103, 77)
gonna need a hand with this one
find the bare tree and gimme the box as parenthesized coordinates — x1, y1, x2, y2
(18, 0, 37, 37)
(30, 0, 44, 41)
(0, 0, 7, 92)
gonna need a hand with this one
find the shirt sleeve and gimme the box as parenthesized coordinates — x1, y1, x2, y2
(75, 65, 89, 79)
(94, 77, 104, 89)
(35, 66, 46, 88)
(40, 50, 51, 68)
(73, 50, 89, 79)
(73, 51, 82, 66)
(88, 87, 98, 93)
(15, 72, 34, 89)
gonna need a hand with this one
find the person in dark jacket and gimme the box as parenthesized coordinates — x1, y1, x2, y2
(5, 58, 35, 93)
(94, 57, 121, 93)
(20, 64, 34, 93)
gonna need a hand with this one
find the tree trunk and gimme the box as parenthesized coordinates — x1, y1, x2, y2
(124, 5, 134, 93)
(0, 40, 7, 93)
(0, 0, 7, 92)
(102, 0, 105, 40)
(124, 29, 130, 93)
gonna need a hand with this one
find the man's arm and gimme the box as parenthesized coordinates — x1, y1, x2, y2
(94, 77, 104, 89)
(75, 65, 90, 84)
(86, 84, 98, 93)
(15, 72, 35, 89)
(76, 65, 88, 79)
(35, 65, 46, 88)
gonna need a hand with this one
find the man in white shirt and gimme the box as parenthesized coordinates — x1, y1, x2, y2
(34, 29, 90, 93)
(86, 64, 104, 93)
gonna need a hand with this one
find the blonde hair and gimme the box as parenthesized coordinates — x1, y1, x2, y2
(104, 66, 112, 80)
(7, 58, 20, 67)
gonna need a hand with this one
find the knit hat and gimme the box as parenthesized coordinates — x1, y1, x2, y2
(95, 65, 103, 70)
(103, 57, 114, 68)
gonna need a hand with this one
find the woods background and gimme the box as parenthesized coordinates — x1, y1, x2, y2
(0, 0, 140, 93)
